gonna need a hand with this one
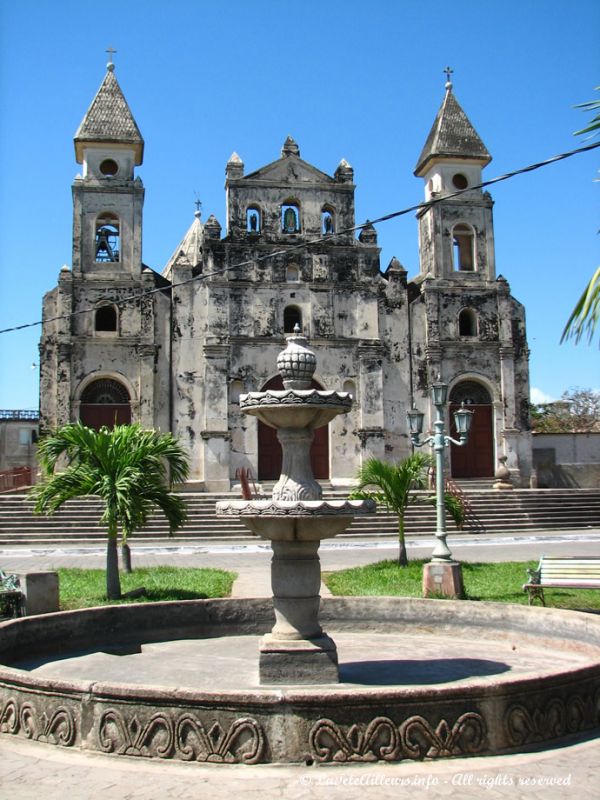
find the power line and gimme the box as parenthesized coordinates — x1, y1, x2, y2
(0, 140, 598, 337)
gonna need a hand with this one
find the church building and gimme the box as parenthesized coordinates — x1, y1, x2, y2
(39, 64, 532, 489)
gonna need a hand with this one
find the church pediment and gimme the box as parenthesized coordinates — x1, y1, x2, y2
(243, 155, 334, 185)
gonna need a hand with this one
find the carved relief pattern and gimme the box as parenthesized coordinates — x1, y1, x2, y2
(0, 696, 76, 747)
(217, 499, 375, 517)
(97, 708, 265, 764)
(401, 714, 486, 758)
(241, 390, 351, 410)
(505, 691, 600, 746)
(309, 712, 486, 763)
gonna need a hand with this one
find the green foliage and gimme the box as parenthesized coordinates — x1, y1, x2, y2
(57, 566, 236, 609)
(351, 454, 432, 566)
(324, 560, 600, 610)
(561, 266, 600, 347)
(562, 88, 599, 347)
(31, 422, 190, 599)
(530, 388, 600, 433)
(573, 86, 600, 137)
(351, 454, 466, 565)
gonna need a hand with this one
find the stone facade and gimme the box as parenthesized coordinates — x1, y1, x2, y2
(40, 67, 532, 489)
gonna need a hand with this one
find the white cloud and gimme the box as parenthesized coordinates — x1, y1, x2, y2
(530, 387, 556, 405)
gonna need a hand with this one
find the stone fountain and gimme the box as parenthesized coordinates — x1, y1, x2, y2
(216, 325, 374, 683)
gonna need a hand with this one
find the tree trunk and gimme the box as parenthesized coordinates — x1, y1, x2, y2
(121, 542, 132, 573)
(397, 516, 408, 567)
(106, 529, 122, 600)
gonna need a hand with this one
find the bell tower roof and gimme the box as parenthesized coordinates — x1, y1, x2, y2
(74, 64, 144, 165)
(415, 80, 491, 176)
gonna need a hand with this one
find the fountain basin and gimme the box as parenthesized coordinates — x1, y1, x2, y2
(1, 597, 599, 764)
(240, 389, 351, 429)
(216, 499, 375, 541)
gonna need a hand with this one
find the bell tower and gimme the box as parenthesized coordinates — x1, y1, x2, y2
(71, 55, 145, 279)
(414, 71, 496, 281)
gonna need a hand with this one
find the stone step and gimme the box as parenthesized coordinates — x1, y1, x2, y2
(0, 489, 598, 546)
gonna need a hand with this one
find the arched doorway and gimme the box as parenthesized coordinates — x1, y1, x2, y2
(449, 381, 494, 478)
(79, 378, 131, 429)
(257, 375, 329, 480)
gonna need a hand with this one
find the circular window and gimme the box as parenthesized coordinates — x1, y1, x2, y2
(452, 173, 468, 190)
(100, 159, 119, 176)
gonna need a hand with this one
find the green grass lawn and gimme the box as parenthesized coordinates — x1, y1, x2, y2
(58, 566, 237, 609)
(323, 559, 600, 611)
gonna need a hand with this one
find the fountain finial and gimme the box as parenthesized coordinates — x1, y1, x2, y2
(277, 326, 317, 389)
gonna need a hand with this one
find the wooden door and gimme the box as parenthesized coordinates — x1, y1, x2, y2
(80, 404, 131, 429)
(449, 403, 494, 478)
(257, 376, 329, 480)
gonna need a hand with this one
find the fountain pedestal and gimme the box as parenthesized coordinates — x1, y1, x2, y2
(260, 539, 338, 683)
(216, 326, 374, 684)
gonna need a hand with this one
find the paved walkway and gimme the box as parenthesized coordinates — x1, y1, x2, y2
(1, 731, 598, 799)
(1, 530, 599, 798)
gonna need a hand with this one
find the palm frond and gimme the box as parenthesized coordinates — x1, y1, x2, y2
(561, 266, 600, 346)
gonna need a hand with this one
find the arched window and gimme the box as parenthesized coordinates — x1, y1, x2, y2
(343, 379, 356, 398)
(281, 202, 300, 233)
(79, 377, 131, 429)
(285, 264, 300, 282)
(95, 304, 118, 333)
(458, 308, 477, 337)
(452, 224, 474, 271)
(246, 207, 261, 233)
(284, 305, 302, 333)
(321, 207, 335, 235)
(95, 213, 120, 262)
(449, 381, 491, 406)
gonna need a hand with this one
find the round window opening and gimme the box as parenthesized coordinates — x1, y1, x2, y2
(100, 159, 119, 176)
(452, 173, 468, 190)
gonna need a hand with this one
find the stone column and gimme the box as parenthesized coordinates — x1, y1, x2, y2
(137, 344, 157, 428)
(358, 342, 385, 461)
(202, 342, 231, 491)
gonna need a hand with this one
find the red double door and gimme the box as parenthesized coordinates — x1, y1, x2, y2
(449, 403, 494, 478)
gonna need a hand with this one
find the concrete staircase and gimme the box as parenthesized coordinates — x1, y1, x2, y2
(0, 488, 599, 546)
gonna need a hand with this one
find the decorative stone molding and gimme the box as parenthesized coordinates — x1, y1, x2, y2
(357, 427, 384, 447)
(309, 712, 486, 763)
(200, 430, 231, 441)
(0, 696, 77, 748)
(136, 344, 158, 359)
(504, 691, 600, 746)
(240, 389, 351, 411)
(217, 499, 375, 517)
(96, 708, 265, 764)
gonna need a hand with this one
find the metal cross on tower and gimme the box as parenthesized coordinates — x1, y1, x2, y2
(444, 66, 454, 86)
(106, 47, 117, 65)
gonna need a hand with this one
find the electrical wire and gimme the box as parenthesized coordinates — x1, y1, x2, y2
(0, 140, 598, 337)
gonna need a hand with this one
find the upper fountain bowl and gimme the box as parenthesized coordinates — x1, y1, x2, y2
(240, 389, 352, 430)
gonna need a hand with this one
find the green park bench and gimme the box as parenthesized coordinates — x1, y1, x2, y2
(523, 555, 600, 606)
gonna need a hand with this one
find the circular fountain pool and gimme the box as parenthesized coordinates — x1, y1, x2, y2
(1, 597, 599, 764)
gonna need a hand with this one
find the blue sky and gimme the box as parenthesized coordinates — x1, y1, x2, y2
(0, 0, 598, 409)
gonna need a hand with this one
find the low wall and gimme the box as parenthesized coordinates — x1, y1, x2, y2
(533, 432, 600, 488)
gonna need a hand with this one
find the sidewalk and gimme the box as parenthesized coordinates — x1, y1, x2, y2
(1, 729, 598, 799)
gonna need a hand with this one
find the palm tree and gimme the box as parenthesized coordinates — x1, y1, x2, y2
(31, 423, 189, 600)
(351, 454, 432, 567)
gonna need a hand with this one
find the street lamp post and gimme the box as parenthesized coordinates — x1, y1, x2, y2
(407, 379, 474, 597)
